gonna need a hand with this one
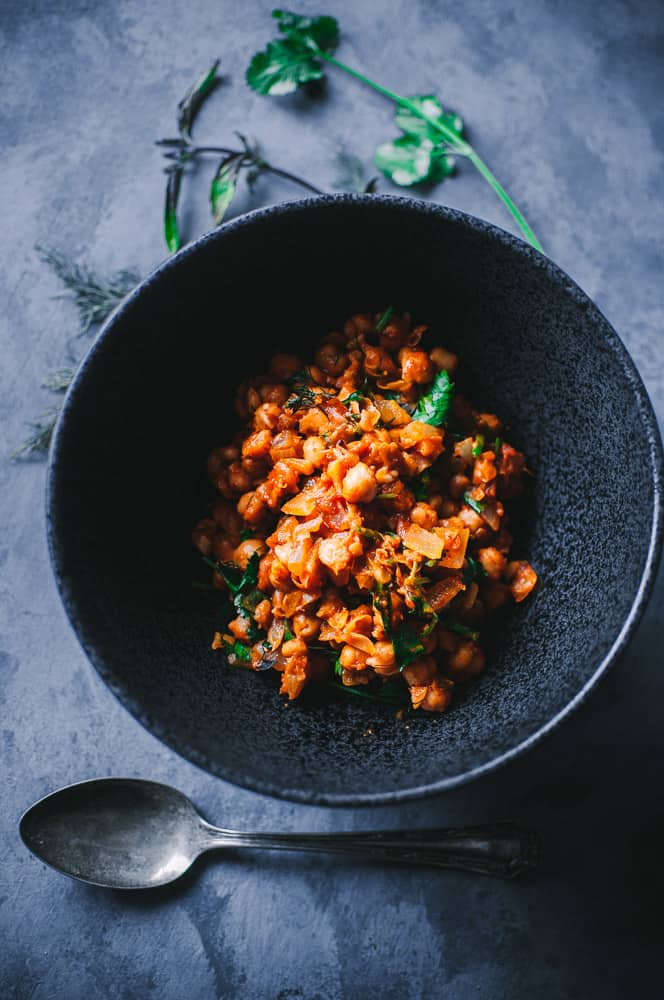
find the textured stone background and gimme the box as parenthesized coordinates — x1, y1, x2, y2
(1, 1, 663, 997)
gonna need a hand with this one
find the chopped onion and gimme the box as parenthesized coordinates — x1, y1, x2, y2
(403, 523, 444, 560)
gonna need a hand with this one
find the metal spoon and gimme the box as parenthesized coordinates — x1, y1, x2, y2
(19, 778, 539, 888)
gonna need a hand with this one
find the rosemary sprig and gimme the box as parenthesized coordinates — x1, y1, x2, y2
(12, 410, 61, 460)
(14, 252, 139, 458)
(35, 246, 139, 333)
(41, 368, 75, 392)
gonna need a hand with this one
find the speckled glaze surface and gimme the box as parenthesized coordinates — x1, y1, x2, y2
(46, 195, 663, 805)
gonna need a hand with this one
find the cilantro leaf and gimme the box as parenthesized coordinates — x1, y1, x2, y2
(394, 95, 464, 145)
(222, 638, 252, 663)
(273, 10, 339, 50)
(463, 493, 485, 515)
(204, 550, 260, 595)
(210, 153, 243, 225)
(393, 628, 426, 670)
(411, 469, 432, 502)
(413, 369, 455, 426)
(374, 94, 464, 188)
(374, 136, 455, 187)
(446, 621, 480, 642)
(375, 305, 395, 332)
(246, 10, 339, 95)
(472, 434, 484, 458)
(463, 556, 488, 584)
(178, 60, 221, 140)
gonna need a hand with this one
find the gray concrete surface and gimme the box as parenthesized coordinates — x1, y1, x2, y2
(1, 1, 663, 997)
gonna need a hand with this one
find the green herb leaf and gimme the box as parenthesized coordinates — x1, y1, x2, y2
(463, 556, 488, 584)
(472, 434, 484, 458)
(334, 657, 343, 676)
(222, 638, 252, 663)
(326, 678, 409, 706)
(375, 305, 395, 332)
(493, 437, 502, 454)
(210, 153, 243, 225)
(178, 60, 221, 140)
(411, 469, 431, 502)
(204, 550, 260, 595)
(394, 95, 464, 145)
(239, 528, 254, 542)
(247, 10, 338, 95)
(392, 627, 426, 670)
(413, 369, 455, 426)
(374, 135, 455, 187)
(273, 9, 339, 49)
(164, 167, 182, 253)
(446, 621, 480, 642)
(246, 38, 323, 95)
(463, 493, 485, 515)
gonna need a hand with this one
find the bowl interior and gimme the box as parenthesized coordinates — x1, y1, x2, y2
(48, 197, 661, 804)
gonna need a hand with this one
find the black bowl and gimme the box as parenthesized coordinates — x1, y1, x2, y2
(47, 195, 663, 805)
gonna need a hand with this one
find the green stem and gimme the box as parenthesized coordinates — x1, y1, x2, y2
(321, 54, 543, 252)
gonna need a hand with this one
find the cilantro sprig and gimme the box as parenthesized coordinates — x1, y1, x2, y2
(413, 369, 455, 427)
(248, 10, 543, 251)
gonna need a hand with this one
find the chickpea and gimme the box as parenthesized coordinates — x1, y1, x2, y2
(191, 518, 216, 556)
(449, 474, 471, 499)
(242, 429, 272, 459)
(232, 538, 267, 570)
(339, 644, 369, 670)
(236, 490, 265, 525)
(302, 435, 326, 467)
(429, 346, 458, 373)
(282, 637, 307, 658)
(457, 505, 484, 533)
(420, 679, 453, 713)
(398, 347, 434, 385)
(254, 599, 272, 629)
(260, 383, 289, 406)
(410, 502, 438, 529)
(228, 462, 252, 494)
(246, 386, 261, 413)
(446, 641, 485, 680)
(367, 641, 398, 676)
(293, 611, 320, 640)
(341, 462, 377, 503)
(478, 546, 507, 581)
(212, 535, 235, 562)
(253, 402, 282, 431)
(402, 656, 438, 687)
(270, 353, 302, 380)
(439, 498, 458, 518)
(316, 342, 349, 377)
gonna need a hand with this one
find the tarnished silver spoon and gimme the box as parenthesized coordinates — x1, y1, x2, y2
(19, 778, 539, 888)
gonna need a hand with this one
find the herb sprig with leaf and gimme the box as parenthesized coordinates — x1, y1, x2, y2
(158, 61, 322, 250)
(247, 10, 543, 251)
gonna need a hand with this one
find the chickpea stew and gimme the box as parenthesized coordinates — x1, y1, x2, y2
(192, 309, 537, 713)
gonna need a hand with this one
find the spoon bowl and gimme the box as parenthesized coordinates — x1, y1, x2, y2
(20, 777, 540, 888)
(19, 779, 204, 889)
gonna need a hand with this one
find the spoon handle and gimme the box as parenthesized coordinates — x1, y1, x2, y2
(200, 822, 539, 878)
